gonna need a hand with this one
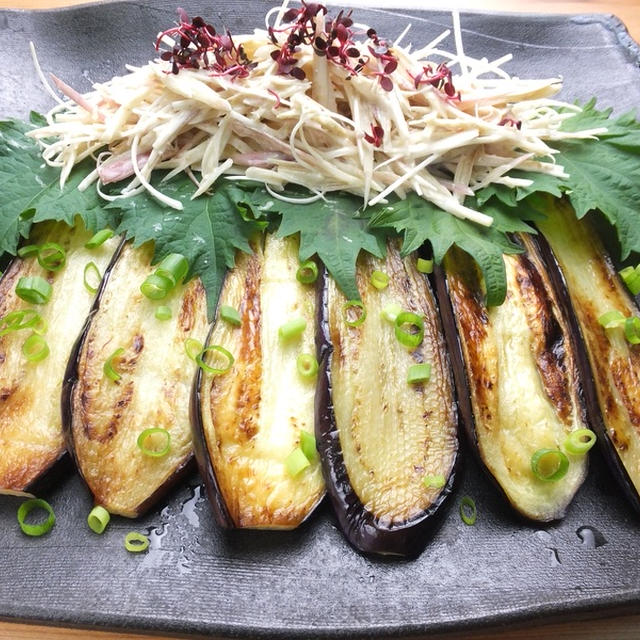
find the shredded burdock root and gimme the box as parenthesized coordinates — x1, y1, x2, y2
(27, 1, 606, 225)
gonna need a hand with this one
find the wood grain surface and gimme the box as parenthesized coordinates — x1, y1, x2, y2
(0, 0, 639, 639)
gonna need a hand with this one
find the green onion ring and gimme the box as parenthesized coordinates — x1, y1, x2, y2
(196, 345, 234, 375)
(416, 258, 434, 274)
(140, 273, 172, 300)
(22, 334, 49, 362)
(15, 276, 52, 305)
(564, 429, 597, 455)
(423, 474, 445, 489)
(278, 317, 307, 341)
(0, 309, 42, 336)
(285, 447, 311, 477)
(624, 316, 640, 345)
(407, 363, 431, 384)
(155, 253, 189, 287)
(219, 305, 242, 327)
(299, 430, 317, 462)
(85, 229, 114, 249)
(137, 428, 171, 458)
(394, 311, 424, 349)
(155, 305, 172, 321)
(83, 261, 102, 295)
(37, 242, 66, 272)
(87, 506, 111, 534)
(17, 498, 55, 536)
(459, 496, 477, 525)
(381, 302, 402, 324)
(598, 310, 626, 329)
(103, 347, 125, 382)
(531, 448, 570, 482)
(370, 270, 389, 290)
(184, 338, 203, 361)
(17, 244, 39, 259)
(124, 532, 150, 553)
(296, 260, 318, 284)
(296, 353, 318, 379)
(342, 300, 366, 327)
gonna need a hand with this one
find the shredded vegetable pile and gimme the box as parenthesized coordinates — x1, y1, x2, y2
(28, 1, 605, 226)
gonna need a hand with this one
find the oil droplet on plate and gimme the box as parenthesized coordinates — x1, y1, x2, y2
(576, 526, 607, 548)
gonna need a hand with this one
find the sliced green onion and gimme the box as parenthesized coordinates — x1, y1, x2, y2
(83, 261, 102, 295)
(22, 334, 49, 362)
(394, 311, 424, 349)
(184, 338, 203, 361)
(17, 498, 55, 536)
(299, 430, 317, 462)
(32, 314, 48, 336)
(624, 316, 640, 345)
(87, 505, 110, 534)
(342, 300, 366, 327)
(407, 363, 431, 384)
(423, 474, 445, 489)
(531, 448, 570, 482)
(460, 496, 477, 525)
(37, 242, 66, 272)
(296, 260, 318, 284)
(103, 347, 125, 382)
(155, 253, 189, 287)
(0, 309, 42, 336)
(563, 429, 597, 456)
(16, 276, 52, 305)
(416, 258, 433, 274)
(124, 532, 149, 553)
(285, 447, 311, 477)
(137, 428, 171, 458)
(279, 317, 307, 341)
(296, 353, 318, 379)
(140, 273, 172, 300)
(17, 244, 39, 259)
(155, 305, 172, 321)
(219, 305, 241, 327)
(620, 266, 640, 296)
(381, 302, 402, 323)
(598, 309, 625, 329)
(370, 270, 389, 290)
(85, 229, 114, 249)
(196, 345, 234, 375)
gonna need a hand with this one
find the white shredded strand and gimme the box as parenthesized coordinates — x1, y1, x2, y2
(26, 3, 605, 225)
(29, 42, 65, 107)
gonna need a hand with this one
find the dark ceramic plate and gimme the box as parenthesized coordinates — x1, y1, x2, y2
(1, 2, 640, 638)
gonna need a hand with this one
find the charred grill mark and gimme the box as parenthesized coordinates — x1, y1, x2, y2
(513, 252, 573, 422)
(179, 280, 205, 332)
(132, 334, 144, 354)
(611, 358, 640, 428)
(0, 384, 15, 402)
(211, 253, 262, 443)
(80, 380, 135, 443)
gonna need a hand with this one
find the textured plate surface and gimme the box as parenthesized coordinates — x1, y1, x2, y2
(1, 2, 640, 637)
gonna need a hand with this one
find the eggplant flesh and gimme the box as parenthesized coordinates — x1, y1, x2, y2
(195, 234, 324, 529)
(317, 244, 457, 556)
(0, 221, 119, 493)
(440, 235, 588, 522)
(537, 199, 640, 512)
(65, 243, 209, 517)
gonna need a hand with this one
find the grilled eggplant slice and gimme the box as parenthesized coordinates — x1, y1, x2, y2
(537, 199, 640, 513)
(317, 244, 458, 556)
(0, 221, 119, 493)
(64, 243, 209, 517)
(437, 235, 589, 522)
(193, 234, 324, 529)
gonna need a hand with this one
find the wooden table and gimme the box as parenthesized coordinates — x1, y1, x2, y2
(0, 0, 639, 638)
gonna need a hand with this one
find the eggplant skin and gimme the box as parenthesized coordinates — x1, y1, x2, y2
(194, 234, 324, 530)
(437, 235, 589, 522)
(316, 245, 458, 557)
(0, 221, 119, 493)
(64, 242, 209, 518)
(536, 199, 640, 514)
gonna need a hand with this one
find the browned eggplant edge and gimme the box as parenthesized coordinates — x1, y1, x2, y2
(531, 229, 640, 516)
(315, 266, 458, 557)
(60, 239, 195, 517)
(432, 236, 593, 523)
(0, 253, 70, 494)
(190, 318, 235, 529)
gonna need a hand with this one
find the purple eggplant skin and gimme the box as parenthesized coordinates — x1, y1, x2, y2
(315, 259, 458, 558)
(434, 234, 590, 523)
(190, 349, 234, 529)
(533, 212, 640, 516)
